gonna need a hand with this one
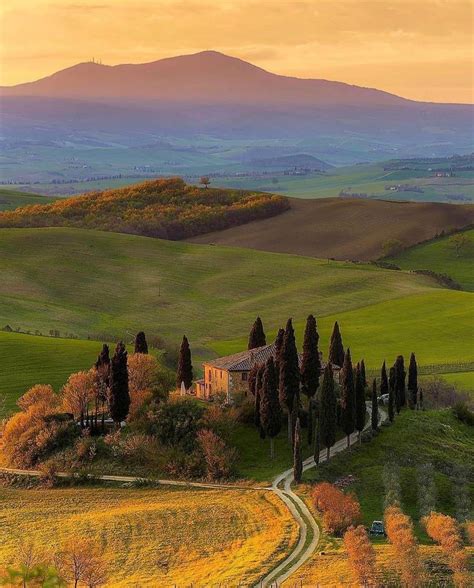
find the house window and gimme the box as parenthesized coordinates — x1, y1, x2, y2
(242, 372, 248, 381)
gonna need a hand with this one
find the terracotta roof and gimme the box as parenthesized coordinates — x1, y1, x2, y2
(205, 343, 278, 371)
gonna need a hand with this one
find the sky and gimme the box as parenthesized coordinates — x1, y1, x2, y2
(1, 0, 473, 103)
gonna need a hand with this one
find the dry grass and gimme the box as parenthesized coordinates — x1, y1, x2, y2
(188, 197, 474, 261)
(0, 486, 297, 586)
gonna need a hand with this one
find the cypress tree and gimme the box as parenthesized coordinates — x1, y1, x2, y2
(394, 355, 406, 409)
(248, 316, 266, 350)
(408, 352, 418, 409)
(380, 361, 388, 397)
(355, 362, 366, 442)
(248, 364, 259, 397)
(255, 364, 266, 438)
(328, 321, 344, 368)
(176, 335, 193, 390)
(319, 364, 337, 460)
(314, 415, 321, 464)
(371, 378, 378, 431)
(388, 366, 396, 422)
(109, 341, 130, 426)
(360, 359, 367, 394)
(134, 331, 148, 354)
(307, 400, 314, 447)
(274, 327, 285, 388)
(301, 314, 321, 400)
(293, 417, 303, 483)
(95, 343, 110, 431)
(279, 318, 300, 443)
(260, 357, 282, 459)
(340, 348, 355, 448)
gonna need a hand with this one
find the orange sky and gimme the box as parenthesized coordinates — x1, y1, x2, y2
(1, 0, 473, 103)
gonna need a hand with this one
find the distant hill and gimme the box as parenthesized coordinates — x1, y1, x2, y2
(188, 198, 474, 261)
(248, 154, 332, 170)
(0, 188, 56, 211)
(0, 177, 289, 240)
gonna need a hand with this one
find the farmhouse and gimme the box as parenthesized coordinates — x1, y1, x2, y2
(195, 343, 340, 402)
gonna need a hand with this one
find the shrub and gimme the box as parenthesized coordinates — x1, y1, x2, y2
(197, 429, 238, 481)
(201, 405, 238, 441)
(149, 398, 205, 450)
(74, 435, 98, 463)
(417, 462, 437, 517)
(382, 238, 404, 257)
(384, 505, 422, 587)
(383, 462, 401, 509)
(423, 512, 470, 588)
(312, 482, 361, 535)
(452, 402, 474, 426)
(421, 377, 470, 409)
(127, 389, 154, 426)
(235, 399, 255, 424)
(343, 525, 377, 586)
(162, 447, 204, 479)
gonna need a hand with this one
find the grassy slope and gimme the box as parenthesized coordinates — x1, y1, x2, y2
(0, 188, 56, 211)
(390, 229, 474, 291)
(189, 198, 474, 261)
(303, 409, 474, 540)
(0, 332, 101, 413)
(0, 486, 297, 586)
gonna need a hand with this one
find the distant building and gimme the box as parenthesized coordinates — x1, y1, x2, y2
(195, 343, 340, 402)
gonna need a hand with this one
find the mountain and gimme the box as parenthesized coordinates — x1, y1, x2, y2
(1, 51, 408, 107)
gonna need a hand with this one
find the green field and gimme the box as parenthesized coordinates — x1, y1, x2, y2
(438, 371, 474, 394)
(0, 188, 57, 211)
(304, 409, 474, 541)
(0, 331, 101, 413)
(1, 227, 473, 411)
(389, 229, 474, 291)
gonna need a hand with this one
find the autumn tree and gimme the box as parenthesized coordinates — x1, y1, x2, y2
(384, 506, 422, 587)
(17, 384, 57, 413)
(371, 378, 379, 431)
(355, 363, 366, 442)
(128, 352, 160, 394)
(176, 335, 193, 390)
(343, 525, 377, 586)
(248, 316, 266, 349)
(394, 355, 406, 409)
(55, 538, 107, 588)
(62, 370, 95, 428)
(423, 512, 470, 588)
(293, 417, 303, 483)
(301, 314, 321, 445)
(328, 321, 344, 368)
(312, 482, 361, 535)
(134, 331, 148, 354)
(340, 348, 355, 448)
(279, 318, 300, 443)
(260, 357, 282, 459)
(199, 176, 211, 189)
(109, 341, 130, 426)
(407, 352, 418, 409)
(319, 364, 337, 460)
(448, 233, 471, 257)
(388, 366, 396, 422)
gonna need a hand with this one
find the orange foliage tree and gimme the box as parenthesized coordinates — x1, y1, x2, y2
(312, 482, 361, 535)
(197, 429, 238, 481)
(384, 506, 422, 587)
(423, 512, 470, 588)
(61, 370, 95, 428)
(17, 384, 57, 412)
(343, 525, 377, 586)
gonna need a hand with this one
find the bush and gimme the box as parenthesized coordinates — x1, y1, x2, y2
(149, 398, 205, 450)
(312, 482, 361, 535)
(127, 389, 154, 427)
(235, 399, 255, 424)
(421, 377, 470, 409)
(452, 402, 474, 426)
(162, 447, 204, 479)
(197, 429, 238, 481)
(201, 405, 238, 441)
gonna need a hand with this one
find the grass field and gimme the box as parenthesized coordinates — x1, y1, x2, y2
(303, 410, 474, 540)
(189, 197, 474, 261)
(0, 332, 102, 414)
(0, 485, 297, 586)
(438, 371, 474, 394)
(390, 229, 474, 291)
(0, 188, 56, 211)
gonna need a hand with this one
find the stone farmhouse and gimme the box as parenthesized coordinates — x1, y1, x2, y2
(195, 342, 340, 402)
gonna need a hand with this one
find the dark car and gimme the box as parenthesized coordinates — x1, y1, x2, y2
(369, 520, 386, 536)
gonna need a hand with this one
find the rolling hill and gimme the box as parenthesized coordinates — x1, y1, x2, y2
(389, 229, 474, 291)
(0, 188, 56, 211)
(189, 198, 474, 261)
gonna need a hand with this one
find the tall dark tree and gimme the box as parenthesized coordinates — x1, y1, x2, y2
(260, 357, 282, 459)
(407, 352, 418, 409)
(274, 327, 285, 388)
(394, 355, 406, 409)
(134, 331, 148, 354)
(279, 318, 300, 443)
(293, 417, 303, 483)
(307, 403, 314, 447)
(177, 335, 193, 390)
(388, 366, 396, 422)
(248, 316, 266, 350)
(314, 415, 321, 464)
(301, 315, 321, 400)
(95, 343, 110, 431)
(255, 364, 266, 438)
(380, 361, 388, 397)
(340, 348, 355, 448)
(109, 341, 130, 426)
(248, 364, 259, 397)
(355, 362, 366, 442)
(360, 359, 367, 393)
(371, 378, 378, 432)
(319, 364, 337, 460)
(328, 321, 344, 368)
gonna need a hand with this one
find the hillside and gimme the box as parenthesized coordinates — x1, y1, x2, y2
(389, 229, 474, 291)
(0, 178, 288, 240)
(0, 188, 56, 211)
(189, 198, 474, 261)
